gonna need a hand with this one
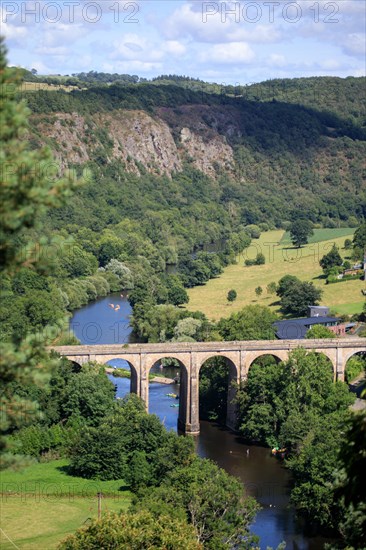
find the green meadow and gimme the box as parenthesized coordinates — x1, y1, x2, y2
(279, 227, 357, 245)
(187, 229, 364, 321)
(0, 460, 131, 550)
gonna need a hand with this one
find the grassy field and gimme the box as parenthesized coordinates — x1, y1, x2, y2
(0, 460, 131, 549)
(19, 82, 78, 93)
(280, 227, 356, 245)
(187, 229, 364, 321)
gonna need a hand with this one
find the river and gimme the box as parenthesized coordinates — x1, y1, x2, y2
(71, 293, 330, 549)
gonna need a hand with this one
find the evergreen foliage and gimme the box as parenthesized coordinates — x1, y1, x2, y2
(319, 244, 343, 275)
(0, 39, 79, 468)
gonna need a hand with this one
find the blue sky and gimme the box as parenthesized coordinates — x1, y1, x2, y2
(2, 1, 365, 83)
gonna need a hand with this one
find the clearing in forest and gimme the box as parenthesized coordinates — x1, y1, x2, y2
(187, 229, 363, 321)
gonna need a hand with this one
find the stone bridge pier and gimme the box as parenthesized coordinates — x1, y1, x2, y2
(52, 338, 366, 435)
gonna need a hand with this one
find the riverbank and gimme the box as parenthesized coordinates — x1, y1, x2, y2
(106, 367, 174, 385)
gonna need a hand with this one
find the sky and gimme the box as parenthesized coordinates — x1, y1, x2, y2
(2, 0, 365, 84)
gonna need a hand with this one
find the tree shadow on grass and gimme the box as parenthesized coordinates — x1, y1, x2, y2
(269, 300, 281, 307)
(57, 464, 72, 475)
(312, 274, 326, 281)
(56, 464, 130, 491)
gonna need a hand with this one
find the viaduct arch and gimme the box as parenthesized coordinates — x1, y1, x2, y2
(51, 338, 366, 434)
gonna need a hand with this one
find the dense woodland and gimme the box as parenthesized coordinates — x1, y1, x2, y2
(1, 46, 366, 549)
(5, 71, 364, 343)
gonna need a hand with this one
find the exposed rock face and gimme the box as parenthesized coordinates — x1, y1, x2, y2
(30, 106, 236, 178)
(105, 110, 182, 175)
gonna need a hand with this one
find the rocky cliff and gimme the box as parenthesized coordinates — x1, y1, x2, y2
(30, 105, 236, 178)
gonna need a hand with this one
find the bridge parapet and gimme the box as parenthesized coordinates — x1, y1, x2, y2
(51, 337, 366, 356)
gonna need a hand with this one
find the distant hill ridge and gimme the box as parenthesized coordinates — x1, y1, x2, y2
(23, 76, 366, 226)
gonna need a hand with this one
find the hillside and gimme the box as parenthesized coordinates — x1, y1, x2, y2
(4, 75, 363, 343)
(187, 229, 364, 320)
(24, 76, 366, 230)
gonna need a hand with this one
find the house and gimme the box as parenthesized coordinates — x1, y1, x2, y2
(343, 268, 363, 277)
(273, 305, 344, 339)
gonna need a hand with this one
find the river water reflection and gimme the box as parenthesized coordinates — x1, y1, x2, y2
(70, 294, 329, 549)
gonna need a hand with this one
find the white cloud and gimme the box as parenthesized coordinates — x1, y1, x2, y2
(164, 40, 187, 56)
(319, 58, 342, 70)
(1, 20, 28, 41)
(341, 33, 366, 56)
(103, 60, 163, 73)
(161, 2, 282, 44)
(269, 54, 286, 67)
(110, 34, 164, 62)
(199, 42, 255, 64)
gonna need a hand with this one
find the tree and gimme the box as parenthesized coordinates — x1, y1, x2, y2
(132, 304, 183, 342)
(335, 409, 366, 547)
(289, 219, 313, 247)
(244, 252, 265, 267)
(135, 458, 259, 549)
(351, 222, 366, 262)
(49, 362, 117, 427)
(352, 222, 366, 251)
(227, 289, 237, 303)
(305, 325, 336, 339)
(276, 275, 299, 297)
(319, 243, 343, 274)
(173, 317, 202, 342)
(59, 245, 98, 278)
(255, 286, 263, 298)
(69, 393, 167, 481)
(277, 276, 322, 317)
(218, 305, 277, 340)
(236, 348, 355, 533)
(0, 39, 78, 467)
(344, 238, 352, 250)
(255, 252, 265, 265)
(166, 276, 189, 306)
(199, 357, 229, 422)
(99, 259, 133, 289)
(267, 282, 277, 295)
(59, 510, 202, 550)
(97, 234, 125, 267)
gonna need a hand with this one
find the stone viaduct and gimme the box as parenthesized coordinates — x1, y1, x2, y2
(51, 338, 366, 434)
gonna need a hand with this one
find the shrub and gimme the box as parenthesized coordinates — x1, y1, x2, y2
(245, 253, 265, 266)
(12, 424, 72, 458)
(58, 510, 202, 550)
(345, 356, 366, 383)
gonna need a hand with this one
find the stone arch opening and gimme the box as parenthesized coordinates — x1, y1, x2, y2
(104, 358, 139, 396)
(69, 360, 83, 372)
(247, 352, 286, 373)
(147, 356, 188, 432)
(345, 351, 366, 387)
(198, 355, 239, 431)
